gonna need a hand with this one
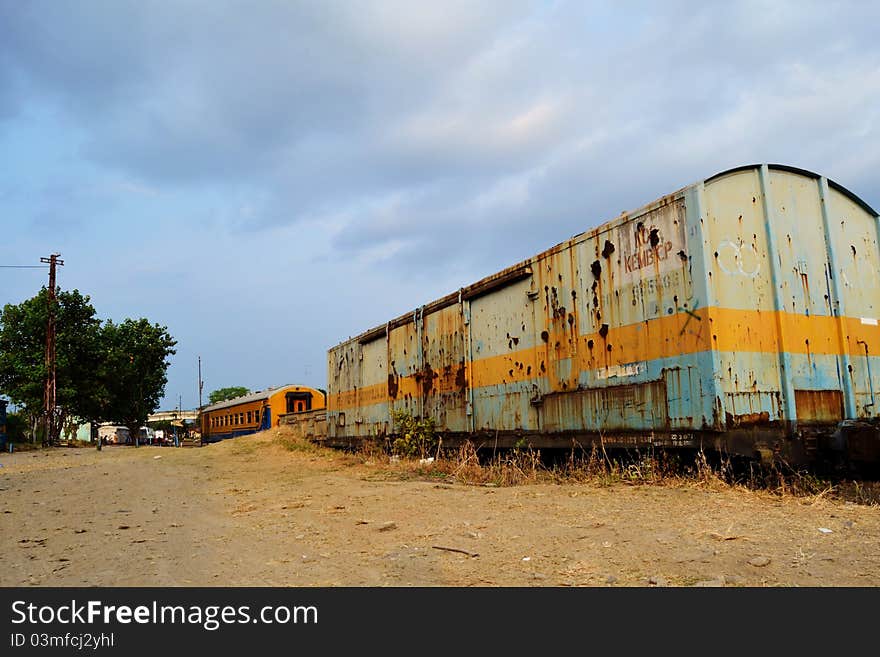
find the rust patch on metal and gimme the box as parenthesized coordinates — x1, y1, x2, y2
(794, 389, 843, 423)
(416, 363, 436, 397)
(725, 410, 770, 427)
(387, 371, 399, 400)
(601, 240, 615, 258)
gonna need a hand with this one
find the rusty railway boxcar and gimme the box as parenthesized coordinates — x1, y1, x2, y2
(327, 164, 880, 465)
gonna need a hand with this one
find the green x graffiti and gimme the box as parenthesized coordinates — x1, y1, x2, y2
(678, 298, 701, 335)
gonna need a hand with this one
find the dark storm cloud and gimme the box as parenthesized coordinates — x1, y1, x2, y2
(0, 1, 529, 185)
(2, 0, 879, 277)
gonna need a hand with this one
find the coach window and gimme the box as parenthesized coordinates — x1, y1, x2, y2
(286, 391, 312, 413)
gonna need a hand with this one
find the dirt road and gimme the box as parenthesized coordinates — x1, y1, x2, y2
(1, 430, 878, 587)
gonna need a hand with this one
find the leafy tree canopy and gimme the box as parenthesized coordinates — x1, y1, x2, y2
(101, 318, 177, 441)
(208, 386, 251, 404)
(0, 288, 176, 445)
(0, 288, 102, 431)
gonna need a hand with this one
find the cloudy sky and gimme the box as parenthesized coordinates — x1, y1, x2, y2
(2, 0, 879, 410)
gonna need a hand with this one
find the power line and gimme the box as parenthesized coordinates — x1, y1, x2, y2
(0, 265, 48, 268)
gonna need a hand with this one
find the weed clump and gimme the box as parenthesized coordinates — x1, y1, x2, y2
(389, 409, 438, 459)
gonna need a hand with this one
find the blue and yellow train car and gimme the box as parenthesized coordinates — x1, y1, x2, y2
(200, 385, 326, 443)
(327, 164, 880, 465)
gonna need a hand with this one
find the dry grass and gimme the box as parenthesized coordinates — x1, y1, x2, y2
(255, 427, 880, 506)
(373, 441, 878, 505)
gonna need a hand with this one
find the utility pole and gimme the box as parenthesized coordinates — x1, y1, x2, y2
(198, 356, 204, 447)
(40, 253, 63, 446)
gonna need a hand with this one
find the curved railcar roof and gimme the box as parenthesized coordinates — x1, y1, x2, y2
(706, 163, 878, 217)
(201, 384, 321, 413)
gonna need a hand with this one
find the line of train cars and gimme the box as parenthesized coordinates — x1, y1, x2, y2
(200, 384, 325, 442)
(198, 164, 879, 467)
(322, 164, 880, 467)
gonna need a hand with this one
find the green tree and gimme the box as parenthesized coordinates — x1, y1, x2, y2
(0, 288, 176, 448)
(0, 288, 102, 444)
(208, 386, 250, 404)
(101, 319, 177, 446)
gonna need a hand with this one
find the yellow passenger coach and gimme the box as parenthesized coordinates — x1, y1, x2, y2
(200, 384, 325, 442)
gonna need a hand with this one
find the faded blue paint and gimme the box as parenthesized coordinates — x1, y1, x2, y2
(818, 176, 857, 417)
(684, 183, 726, 426)
(206, 428, 260, 443)
(788, 352, 846, 390)
(472, 383, 537, 431)
(759, 164, 797, 425)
